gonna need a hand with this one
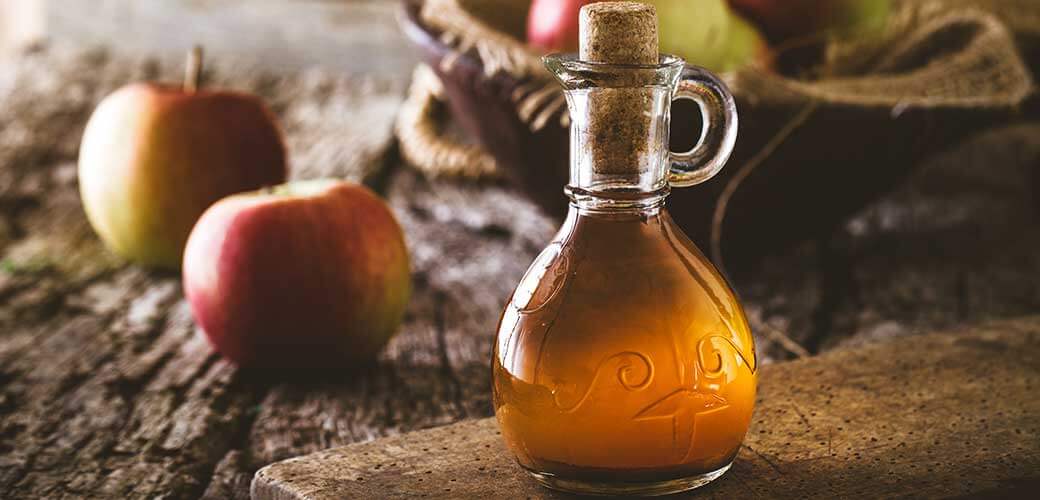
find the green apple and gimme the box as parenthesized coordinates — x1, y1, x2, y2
(832, 0, 889, 38)
(650, 0, 770, 73)
(78, 48, 287, 269)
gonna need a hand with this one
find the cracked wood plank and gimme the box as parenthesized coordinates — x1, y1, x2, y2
(742, 122, 1040, 360)
(0, 45, 411, 499)
(252, 316, 1040, 499)
(44, 0, 416, 78)
(0, 40, 553, 499)
(221, 170, 556, 499)
(3, 18, 1040, 500)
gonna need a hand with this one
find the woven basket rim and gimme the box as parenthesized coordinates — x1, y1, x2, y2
(415, 0, 1034, 110)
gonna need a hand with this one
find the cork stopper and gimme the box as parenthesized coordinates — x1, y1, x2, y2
(573, 2, 662, 178)
(579, 2, 659, 64)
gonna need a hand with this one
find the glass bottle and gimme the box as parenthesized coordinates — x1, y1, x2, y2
(491, 49, 757, 496)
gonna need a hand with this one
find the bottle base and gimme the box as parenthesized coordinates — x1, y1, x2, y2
(525, 461, 732, 497)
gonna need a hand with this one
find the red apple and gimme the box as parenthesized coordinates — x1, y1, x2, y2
(182, 180, 411, 369)
(78, 48, 287, 269)
(527, 0, 595, 53)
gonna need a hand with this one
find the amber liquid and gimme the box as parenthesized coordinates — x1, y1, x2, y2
(493, 207, 756, 484)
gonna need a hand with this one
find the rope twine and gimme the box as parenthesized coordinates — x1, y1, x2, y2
(396, 64, 499, 178)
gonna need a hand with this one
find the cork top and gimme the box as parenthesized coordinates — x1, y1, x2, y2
(579, 2, 659, 65)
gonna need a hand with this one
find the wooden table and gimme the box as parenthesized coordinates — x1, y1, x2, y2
(2, 23, 1040, 500)
(253, 318, 1040, 499)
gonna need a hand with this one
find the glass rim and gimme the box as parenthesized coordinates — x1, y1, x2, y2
(542, 53, 686, 72)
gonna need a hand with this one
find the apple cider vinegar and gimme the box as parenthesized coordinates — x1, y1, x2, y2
(493, 208, 757, 492)
(492, 3, 756, 496)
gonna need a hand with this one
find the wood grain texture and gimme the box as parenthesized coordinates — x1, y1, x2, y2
(1, 25, 1040, 500)
(0, 45, 412, 499)
(0, 41, 554, 498)
(43, 0, 417, 78)
(253, 316, 1040, 499)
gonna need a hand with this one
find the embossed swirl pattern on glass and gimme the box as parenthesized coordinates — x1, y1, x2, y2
(493, 208, 757, 484)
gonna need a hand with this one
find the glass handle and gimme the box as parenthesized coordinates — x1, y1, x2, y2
(669, 66, 738, 187)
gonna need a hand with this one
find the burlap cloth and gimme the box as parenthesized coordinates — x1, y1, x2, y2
(397, 0, 1037, 265)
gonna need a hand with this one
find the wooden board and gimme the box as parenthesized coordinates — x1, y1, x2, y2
(252, 317, 1040, 499)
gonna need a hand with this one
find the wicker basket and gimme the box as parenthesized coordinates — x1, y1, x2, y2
(397, 0, 1035, 268)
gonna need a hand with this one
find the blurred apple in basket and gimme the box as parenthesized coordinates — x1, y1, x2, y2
(527, 0, 594, 53)
(527, 0, 769, 73)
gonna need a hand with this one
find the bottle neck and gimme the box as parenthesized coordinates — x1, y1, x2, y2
(564, 86, 673, 214)
(565, 184, 668, 216)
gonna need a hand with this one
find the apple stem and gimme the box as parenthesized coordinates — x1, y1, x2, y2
(185, 45, 203, 93)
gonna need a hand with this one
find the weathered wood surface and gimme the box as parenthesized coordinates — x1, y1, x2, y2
(253, 317, 1040, 499)
(0, 44, 551, 499)
(33, 0, 417, 78)
(1, 35, 1039, 500)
